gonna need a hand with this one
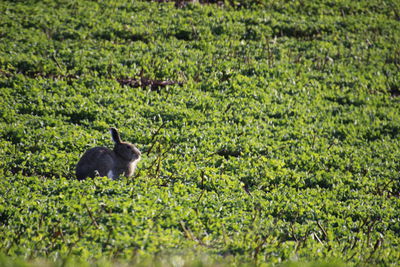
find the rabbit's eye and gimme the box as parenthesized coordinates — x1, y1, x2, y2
(126, 145, 130, 149)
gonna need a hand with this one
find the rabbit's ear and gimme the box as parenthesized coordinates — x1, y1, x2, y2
(110, 127, 122, 144)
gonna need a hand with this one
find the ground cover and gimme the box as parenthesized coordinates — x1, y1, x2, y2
(0, 0, 399, 266)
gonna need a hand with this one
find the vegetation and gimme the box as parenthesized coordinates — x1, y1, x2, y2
(0, 0, 399, 266)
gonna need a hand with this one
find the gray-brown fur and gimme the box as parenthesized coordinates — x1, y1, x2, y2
(76, 128, 141, 180)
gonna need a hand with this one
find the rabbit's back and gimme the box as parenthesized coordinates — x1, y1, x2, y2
(76, 147, 115, 180)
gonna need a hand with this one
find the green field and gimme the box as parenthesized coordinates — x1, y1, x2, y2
(0, 0, 399, 266)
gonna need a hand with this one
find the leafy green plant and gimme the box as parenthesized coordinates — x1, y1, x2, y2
(0, 0, 399, 266)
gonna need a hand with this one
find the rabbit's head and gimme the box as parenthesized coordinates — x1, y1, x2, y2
(110, 127, 141, 162)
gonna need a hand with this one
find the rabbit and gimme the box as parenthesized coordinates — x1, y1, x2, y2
(76, 127, 141, 180)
